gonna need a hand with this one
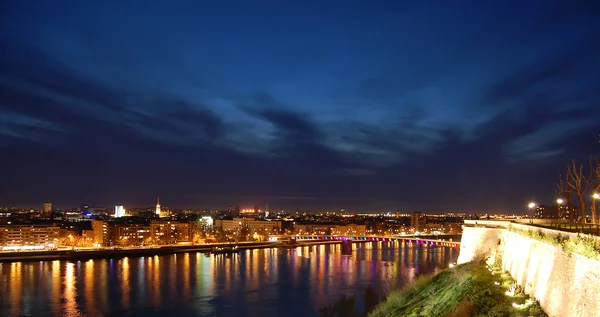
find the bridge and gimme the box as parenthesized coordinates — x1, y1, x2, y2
(270, 234, 460, 248)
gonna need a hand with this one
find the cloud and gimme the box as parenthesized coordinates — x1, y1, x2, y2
(240, 104, 362, 172)
(1, 1, 599, 213)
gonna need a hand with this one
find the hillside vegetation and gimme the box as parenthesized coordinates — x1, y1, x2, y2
(368, 262, 546, 317)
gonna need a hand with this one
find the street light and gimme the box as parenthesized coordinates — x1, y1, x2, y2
(528, 202, 536, 224)
(593, 193, 600, 224)
(555, 199, 565, 224)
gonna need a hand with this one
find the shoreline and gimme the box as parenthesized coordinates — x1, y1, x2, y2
(0, 235, 461, 263)
(0, 240, 344, 263)
(0, 242, 277, 263)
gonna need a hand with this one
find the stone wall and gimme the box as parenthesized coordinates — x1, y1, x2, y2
(459, 223, 600, 317)
(457, 226, 503, 264)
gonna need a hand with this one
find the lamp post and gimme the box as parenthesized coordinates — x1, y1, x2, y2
(556, 199, 564, 219)
(593, 193, 599, 224)
(528, 202, 536, 224)
(555, 199, 565, 227)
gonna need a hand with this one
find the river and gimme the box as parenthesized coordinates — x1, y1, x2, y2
(0, 241, 459, 317)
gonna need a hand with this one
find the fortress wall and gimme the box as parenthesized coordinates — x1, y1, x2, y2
(459, 224, 600, 317)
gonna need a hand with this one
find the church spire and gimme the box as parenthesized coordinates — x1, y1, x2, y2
(156, 197, 161, 215)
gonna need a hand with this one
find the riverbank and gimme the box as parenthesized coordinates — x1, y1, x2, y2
(0, 241, 279, 262)
(0, 237, 448, 263)
(0, 239, 353, 262)
(368, 261, 547, 317)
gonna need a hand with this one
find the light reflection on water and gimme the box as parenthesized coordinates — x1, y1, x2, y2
(0, 242, 458, 317)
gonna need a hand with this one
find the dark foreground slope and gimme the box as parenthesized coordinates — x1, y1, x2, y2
(369, 262, 547, 317)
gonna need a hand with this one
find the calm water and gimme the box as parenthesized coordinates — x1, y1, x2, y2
(0, 242, 458, 317)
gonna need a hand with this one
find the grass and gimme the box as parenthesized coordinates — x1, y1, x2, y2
(368, 261, 547, 317)
(508, 224, 600, 260)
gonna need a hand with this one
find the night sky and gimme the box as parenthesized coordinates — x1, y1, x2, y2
(1, 1, 599, 213)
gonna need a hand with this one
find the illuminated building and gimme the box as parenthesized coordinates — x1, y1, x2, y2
(91, 220, 109, 246)
(114, 205, 126, 218)
(293, 223, 366, 236)
(411, 212, 427, 232)
(156, 198, 171, 218)
(558, 204, 577, 220)
(150, 221, 191, 244)
(294, 223, 334, 235)
(43, 201, 52, 217)
(329, 224, 366, 235)
(199, 216, 214, 232)
(64, 209, 83, 221)
(80, 229, 95, 246)
(217, 219, 244, 232)
(216, 218, 282, 234)
(535, 205, 559, 219)
(0, 224, 60, 247)
(115, 224, 151, 245)
(155, 197, 161, 216)
(246, 219, 281, 233)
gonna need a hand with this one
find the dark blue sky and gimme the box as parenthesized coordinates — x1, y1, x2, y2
(1, 1, 599, 213)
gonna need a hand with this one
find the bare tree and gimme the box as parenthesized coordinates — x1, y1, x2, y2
(556, 170, 575, 221)
(590, 157, 600, 224)
(566, 160, 591, 223)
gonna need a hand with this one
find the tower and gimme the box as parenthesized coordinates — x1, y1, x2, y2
(43, 201, 52, 218)
(156, 197, 161, 216)
(115, 205, 125, 218)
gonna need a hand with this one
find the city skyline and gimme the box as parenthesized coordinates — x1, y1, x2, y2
(1, 1, 600, 213)
(0, 197, 573, 216)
